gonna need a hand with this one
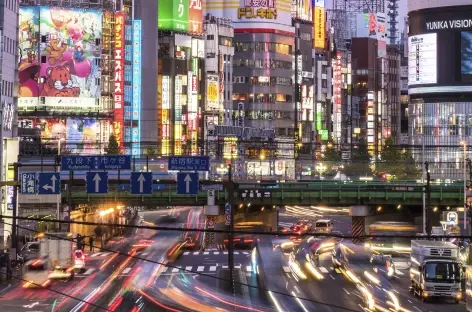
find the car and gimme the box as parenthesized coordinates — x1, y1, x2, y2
(73, 249, 86, 272)
(20, 242, 40, 263)
(290, 220, 313, 235)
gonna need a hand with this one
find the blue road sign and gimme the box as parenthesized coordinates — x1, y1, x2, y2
(176, 173, 199, 195)
(168, 156, 210, 171)
(86, 172, 109, 194)
(38, 173, 60, 195)
(20, 172, 36, 194)
(131, 172, 153, 195)
(61, 155, 131, 171)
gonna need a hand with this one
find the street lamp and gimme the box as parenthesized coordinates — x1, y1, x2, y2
(316, 163, 326, 179)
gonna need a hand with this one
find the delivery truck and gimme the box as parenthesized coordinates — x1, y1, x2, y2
(410, 240, 462, 303)
(23, 233, 83, 288)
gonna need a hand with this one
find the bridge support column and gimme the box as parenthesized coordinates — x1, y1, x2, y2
(349, 206, 369, 239)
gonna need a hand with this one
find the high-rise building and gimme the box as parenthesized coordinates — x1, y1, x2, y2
(157, 0, 204, 156)
(0, 0, 20, 248)
(408, 0, 472, 179)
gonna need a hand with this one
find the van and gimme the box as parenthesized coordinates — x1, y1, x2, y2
(314, 219, 333, 234)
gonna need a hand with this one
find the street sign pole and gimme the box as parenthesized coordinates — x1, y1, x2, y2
(227, 164, 234, 288)
(11, 162, 18, 261)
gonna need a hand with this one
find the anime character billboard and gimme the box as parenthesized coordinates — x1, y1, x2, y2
(18, 6, 102, 98)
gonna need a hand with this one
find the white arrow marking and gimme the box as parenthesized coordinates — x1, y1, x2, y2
(93, 173, 101, 193)
(138, 174, 146, 193)
(184, 174, 192, 193)
(43, 175, 57, 191)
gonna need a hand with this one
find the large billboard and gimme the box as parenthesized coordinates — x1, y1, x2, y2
(314, 0, 325, 48)
(18, 6, 40, 97)
(408, 5, 472, 93)
(408, 33, 437, 85)
(355, 12, 387, 56)
(189, 0, 203, 33)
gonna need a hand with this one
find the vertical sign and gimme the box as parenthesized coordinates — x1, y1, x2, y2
(174, 0, 189, 32)
(333, 51, 342, 142)
(206, 74, 219, 110)
(114, 12, 125, 149)
(162, 76, 170, 155)
(189, 0, 203, 34)
(132, 20, 142, 156)
(314, 0, 325, 49)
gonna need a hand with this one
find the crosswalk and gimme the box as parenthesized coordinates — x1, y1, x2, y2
(159, 264, 253, 275)
(182, 251, 250, 256)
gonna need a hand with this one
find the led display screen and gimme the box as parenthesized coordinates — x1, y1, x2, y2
(461, 31, 472, 81)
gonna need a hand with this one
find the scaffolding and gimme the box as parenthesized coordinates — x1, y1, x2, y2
(328, 0, 386, 49)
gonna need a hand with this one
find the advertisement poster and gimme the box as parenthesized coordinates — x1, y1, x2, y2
(314, 0, 325, 49)
(66, 118, 100, 154)
(30, 7, 102, 98)
(189, 0, 203, 34)
(38, 118, 67, 139)
(158, 0, 189, 32)
(408, 33, 437, 85)
(206, 74, 219, 110)
(18, 6, 40, 98)
(461, 32, 472, 81)
(292, 0, 312, 22)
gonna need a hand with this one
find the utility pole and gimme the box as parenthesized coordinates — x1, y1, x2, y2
(424, 162, 431, 236)
(11, 162, 18, 261)
(227, 164, 234, 289)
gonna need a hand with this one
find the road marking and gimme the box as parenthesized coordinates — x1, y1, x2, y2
(214, 252, 220, 255)
(235, 265, 241, 269)
(223, 251, 228, 255)
(185, 266, 192, 271)
(122, 267, 132, 274)
(209, 266, 217, 272)
(171, 267, 180, 273)
(343, 288, 350, 295)
(286, 273, 292, 279)
(193, 252, 199, 255)
(294, 286, 301, 294)
(203, 252, 209, 255)
(162, 266, 169, 273)
(183, 252, 190, 255)
(358, 304, 364, 311)
(393, 289, 400, 294)
(246, 266, 252, 272)
(408, 300, 412, 303)
(330, 274, 335, 280)
(242, 252, 249, 255)
(335, 268, 341, 274)
(413, 306, 422, 312)
(234, 252, 239, 255)
(283, 266, 290, 273)
(84, 268, 94, 275)
(396, 270, 404, 276)
(222, 265, 229, 269)
(141, 253, 148, 257)
(197, 266, 204, 272)
(319, 267, 329, 273)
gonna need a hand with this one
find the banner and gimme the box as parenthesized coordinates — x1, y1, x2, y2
(114, 12, 125, 148)
(314, 3, 325, 49)
(206, 74, 219, 110)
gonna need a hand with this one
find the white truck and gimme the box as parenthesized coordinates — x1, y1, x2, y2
(410, 240, 463, 303)
(465, 266, 472, 311)
(23, 233, 81, 288)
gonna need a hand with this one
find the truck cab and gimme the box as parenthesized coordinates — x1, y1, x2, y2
(410, 240, 462, 303)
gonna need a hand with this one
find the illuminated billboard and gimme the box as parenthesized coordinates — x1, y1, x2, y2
(18, 6, 40, 97)
(158, 0, 189, 32)
(161, 75, 171, 155)
(38, 7, 101, 98)
(356, 13, 387, 57)
(332, 52, 342, 141)
(206, 74, 219, 110)
(314, 0, 325, 48)
(408, 33, 437, 85)
(205, 0, 293, 33)
(114, 12, 125, 148)
(132, 20, 142, 156)
(189, 0, 203, 33)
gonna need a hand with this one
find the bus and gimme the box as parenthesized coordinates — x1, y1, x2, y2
(366, 222, 418, 254)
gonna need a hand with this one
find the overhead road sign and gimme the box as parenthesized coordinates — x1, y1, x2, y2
(201, 184, 224, 191)
(38, 173, 60, 195)
(131, 172, 153, 195)
(177, 173, 199, 195)
(61, 155, 132, 171)
(21, 172, 36, 194)
(168, 156, 210, 171)
(86, 172, 109, 194)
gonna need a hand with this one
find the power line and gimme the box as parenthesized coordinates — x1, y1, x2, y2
(3, 215, 468, 240)
(5, 221, 363, 312)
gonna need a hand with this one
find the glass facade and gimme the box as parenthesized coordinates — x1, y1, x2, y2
(409, 99, 472, 179)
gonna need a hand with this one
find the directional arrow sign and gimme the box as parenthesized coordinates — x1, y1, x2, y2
(177, 173, 199, 195)
(38, 173, 60, 195)
(86, 172, 108, 194)
(131, 172, 152, 194)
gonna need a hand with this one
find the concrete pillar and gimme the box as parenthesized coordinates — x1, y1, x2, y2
(349, 206, 369, 238)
